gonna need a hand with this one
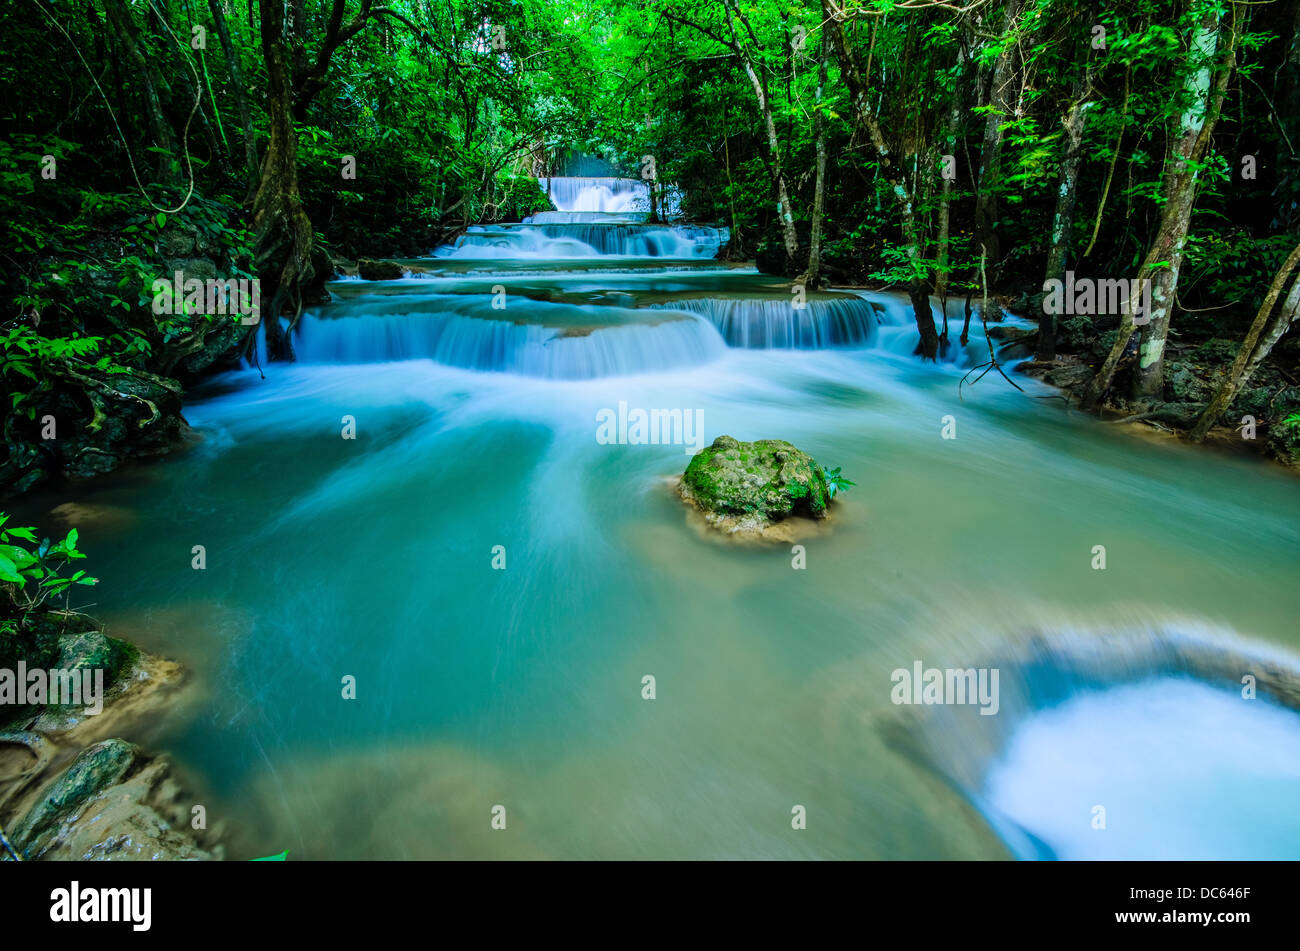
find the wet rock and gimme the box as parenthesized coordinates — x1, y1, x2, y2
(993, 326, 1038, 361)
(1017, 359, 1096, 391)
(1025, 362, 1094, 391)
(0, 731, 53, 785)
(10, 738, 137, 858)
(42, 758, 219, 860)
(678, 436, 835, 540)
(175, 314, 252, 380)
(358, 258, 406, 281)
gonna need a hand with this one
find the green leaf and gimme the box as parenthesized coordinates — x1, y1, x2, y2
(0, 553, 25, 584)
(0, 544, 36, 569)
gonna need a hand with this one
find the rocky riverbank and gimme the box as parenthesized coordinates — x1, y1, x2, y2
(1, 646, 221, 861)
(973, 302, 1300, 473)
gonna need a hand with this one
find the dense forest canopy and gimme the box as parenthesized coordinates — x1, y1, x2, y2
(2, 0, 1299, 493)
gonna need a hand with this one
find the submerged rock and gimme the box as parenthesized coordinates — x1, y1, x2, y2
(678, 435, 836, 541)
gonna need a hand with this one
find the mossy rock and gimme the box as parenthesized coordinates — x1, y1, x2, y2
(357, 258, 405, 281)
(680, 435, 832, 528)
(47, 629, 136, 713)
(11, 738, 138, 858)
(0, 625, 135, 726)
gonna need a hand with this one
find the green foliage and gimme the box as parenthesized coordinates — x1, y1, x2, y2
(0, 514, 98, 636)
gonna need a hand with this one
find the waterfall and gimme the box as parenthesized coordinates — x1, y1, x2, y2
(536, 176, 685, 217)
(293, 296, 728, 379)
(650, 296, 880, 349)
(436, 222, 728, 259)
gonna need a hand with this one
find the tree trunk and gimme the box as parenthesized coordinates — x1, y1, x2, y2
(972, 0, 1024, 278)
(251, 0, 320, 360)
(1188, 241, 1300, 441)
(934, 45, 968, 311)
(1037, 60, 1092, 362)
(801, 27, 829, 290)
(823, 1, 937, 358)
(1083, 2, 1233, 410)
(208, 0, 259, 185)
(725, 0, 799, 267)
(1130, 4, 1230, 402)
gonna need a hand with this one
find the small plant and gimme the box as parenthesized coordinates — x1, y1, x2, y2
(1283, 413, 1300, 431)
(822, 466, 856, 500)
(0, 514, 98, 626)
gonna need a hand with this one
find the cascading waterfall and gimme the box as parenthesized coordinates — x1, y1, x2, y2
(323, 170, 1032, 377)
(433, 176, 714, 259)
(527, 211, 648, 224)
(651, 296, 881, 349)
(642, 291, 1033, 368)
(293, 295, 727, 379)
(437, 222, 728, 259)
(538, 176, 650, 214)
(536, 176, 683, 217)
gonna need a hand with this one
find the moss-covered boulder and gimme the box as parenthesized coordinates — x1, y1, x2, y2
(678, 436, 834, 540)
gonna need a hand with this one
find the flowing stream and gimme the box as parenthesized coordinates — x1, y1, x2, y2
(23, 179, 1300, 859)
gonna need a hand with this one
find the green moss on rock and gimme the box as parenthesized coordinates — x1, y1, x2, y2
(680, 435, 832, 523)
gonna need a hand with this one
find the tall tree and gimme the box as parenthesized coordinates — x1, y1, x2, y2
(722, 0, 801, 268)
(801, 24, 830, 290)
(823, 0, 939, 358)
(1037, 26, 1095, 363)
(1084, 1, 1237, 409)
(971, 0, 1025, 280)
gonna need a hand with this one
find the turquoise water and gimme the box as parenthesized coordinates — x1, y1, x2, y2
(21, 196, 1300, 860)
